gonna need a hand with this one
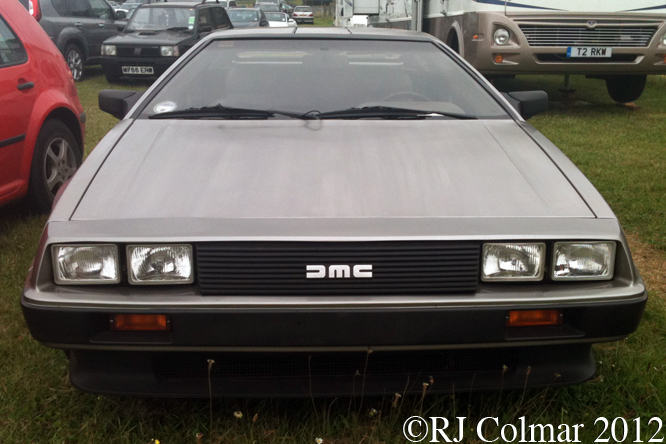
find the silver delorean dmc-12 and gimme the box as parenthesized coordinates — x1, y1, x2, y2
(21, 27, 647, 397)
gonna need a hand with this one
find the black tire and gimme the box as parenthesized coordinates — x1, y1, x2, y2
(64, 44, 85, 81)
(104, 71, 120, 84)
(25, 120, 82, 214)
(605, 75, 647, 103)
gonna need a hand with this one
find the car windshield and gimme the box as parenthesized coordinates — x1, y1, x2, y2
(265, 12, 286, 21)
(228, 9, 259, 22)
(143, 39, 509, 118)
(126, 7, 195, 31)
(294, 7, 310, 11)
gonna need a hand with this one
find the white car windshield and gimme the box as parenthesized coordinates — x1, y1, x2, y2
(228, 10, 259, 22)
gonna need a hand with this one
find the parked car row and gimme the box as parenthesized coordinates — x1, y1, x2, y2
(19, 0, 312, 82)
(100, 1, 233, 82)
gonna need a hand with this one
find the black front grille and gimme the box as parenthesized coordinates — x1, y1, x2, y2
(116, 46, 161, 57)
(155, 349, 516, 379)
(195, 241, 481, 296)
(519, 24, 657, 47)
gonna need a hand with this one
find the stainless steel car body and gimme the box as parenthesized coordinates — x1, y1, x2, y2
(22, 28, 647, 396)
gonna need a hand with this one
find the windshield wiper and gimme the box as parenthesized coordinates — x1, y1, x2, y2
(165, 26, 191, 31)
(149, 104, 303, 120)
(317, 106, 477, 120)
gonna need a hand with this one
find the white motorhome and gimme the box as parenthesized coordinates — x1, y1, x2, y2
(361, 0, 666, 102)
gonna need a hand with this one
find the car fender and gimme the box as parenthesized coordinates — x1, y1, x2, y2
(16, 90, 83, 199)
(56, 28, 88, 59)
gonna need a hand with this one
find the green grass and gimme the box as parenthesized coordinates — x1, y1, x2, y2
(495, 75, 666, 251)
(0, 70, 665, 443)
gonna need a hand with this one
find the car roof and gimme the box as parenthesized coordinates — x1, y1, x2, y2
(140, 2, 218, 7)
(206, 27, 437, 42)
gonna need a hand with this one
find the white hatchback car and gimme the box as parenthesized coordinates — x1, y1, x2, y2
(265, 11, 296, 27)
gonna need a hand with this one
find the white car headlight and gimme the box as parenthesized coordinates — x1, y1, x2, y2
(662, 33, 666, 45)
(552, 242, 615, 280)
(52, 245, 120, 285)
(103, 45, 117, 56)
(160, 46, 180, 57)
(128, 245, 193, 285)
(493, 27, 510, 45)
(482, 243, 545, 281)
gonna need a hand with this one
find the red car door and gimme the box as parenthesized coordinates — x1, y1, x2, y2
(0, 14, 38, 199)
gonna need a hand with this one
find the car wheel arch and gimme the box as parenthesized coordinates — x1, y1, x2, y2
(446, 25, 463, 56)
(57, 30, 88, 60)
(19, 99, 84, 196)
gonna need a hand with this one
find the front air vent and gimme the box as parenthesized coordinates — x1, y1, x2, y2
(196, 241, 481, 296)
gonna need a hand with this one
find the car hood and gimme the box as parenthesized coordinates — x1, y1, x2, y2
(72, 119, 594, 221)
(104, 30, 194, 46)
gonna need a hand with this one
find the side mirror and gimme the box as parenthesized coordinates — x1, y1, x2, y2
(501, 91, 548, 120)
(115, 9, 127, 19)
(99, 90, 144, 119)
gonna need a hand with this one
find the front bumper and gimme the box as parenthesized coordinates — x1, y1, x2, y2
(100, 55, 178, 79)
(466, 12, 666, 76)
(22, 291, 646, 396)
(293, 16, 314, 24)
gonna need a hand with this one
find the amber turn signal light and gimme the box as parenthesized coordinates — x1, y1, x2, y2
(112, 314, 170, 331)
(494, 54, 504, 63)
(507, 310, 562, 327)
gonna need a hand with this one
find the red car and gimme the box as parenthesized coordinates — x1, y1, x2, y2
(0, 0, 85, 213)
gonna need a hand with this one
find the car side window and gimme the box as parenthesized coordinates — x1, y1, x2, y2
(67, 0, 91, 17)
(51, 0, 69, 16)
(198, 8, 213, 31)
(88, 0, 113, 19)
(0, 16, 28, 68)
(211, 7, 231, 30)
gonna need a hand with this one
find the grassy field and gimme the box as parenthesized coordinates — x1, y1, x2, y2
(0, 66, 665, 443)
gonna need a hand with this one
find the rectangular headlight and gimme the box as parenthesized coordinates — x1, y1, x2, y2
(553, 242, 615, 280)
(482, 243, 545, 281)
(52, 245, 120, 285)
(127, 245, 193, 285)
(102, 44, 116, 56)
(160, 45, 179, 57)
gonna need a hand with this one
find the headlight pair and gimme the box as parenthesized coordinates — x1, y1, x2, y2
(52, 244, 193, 285)
(482, 242, 616, 282)
(101, 45, 179, 57)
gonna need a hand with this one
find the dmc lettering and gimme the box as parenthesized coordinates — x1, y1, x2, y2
(306, 265, 373, 278)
